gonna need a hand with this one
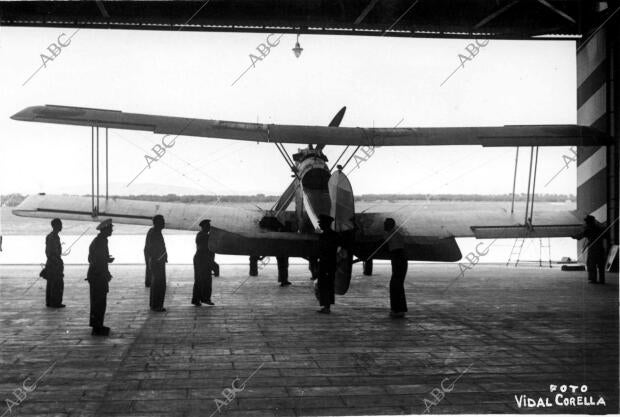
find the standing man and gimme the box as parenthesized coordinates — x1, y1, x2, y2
(277, 221, 292, 287)
(192, 219, 215, 306)
(384, 218, 408, 318)
(44, 218, 65, 308)
(317, 214, 339, 314)
(143, 246, 152, 288)
(145, 215, 168, 312)
(249, 256, 259, 276)
(308, 257, 319, 280)
(277, 256, 290, 286)
(87, 219, 114, 336)
(573, 215, 607, 284)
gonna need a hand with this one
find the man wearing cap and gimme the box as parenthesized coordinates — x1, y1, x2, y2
(317, 214, 339, 314)
(572, 215, 607, 284)
(87, 219, 114, 336)
(384, 218, 408, 318)
(145, 215, 168, 312)
(44, 218, 65, 308)
(192, 219, 215, 306)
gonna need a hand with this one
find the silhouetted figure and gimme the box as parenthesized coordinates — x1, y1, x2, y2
(87, 219, 114, 336)
(573, 215, 607, 284)
(44, 218, 65, 308)
(192, 219, 215, 306)
(249, 256, 259, 276)
(317, 214, 339, 314)
(277, 257, 290, 286)
(308, 257, 319, 280)
(145, 215, 168, 312)
(334, 217, 356, 295)
(384, 218, 408, 318)
(278, 221, 291, 286)
(143, 246, 152, 288)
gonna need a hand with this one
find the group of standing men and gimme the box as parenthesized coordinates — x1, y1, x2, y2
(42, 216, 115, 336)
(314, 214, 408, 318)
(42, 214, 217, 337)
(143, 215, 217, 311)
(41, 213, 610, 335)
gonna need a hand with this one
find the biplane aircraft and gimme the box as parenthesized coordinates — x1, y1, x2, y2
(10, 104, 609, 281)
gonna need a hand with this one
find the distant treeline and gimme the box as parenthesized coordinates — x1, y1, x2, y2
(1, 192, 576, 207)
(367, 193, 576, 202)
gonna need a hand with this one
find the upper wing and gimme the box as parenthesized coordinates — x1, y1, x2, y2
(12, 105, 609, 147)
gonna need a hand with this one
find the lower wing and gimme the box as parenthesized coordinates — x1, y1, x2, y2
(13, 195, 581, 261)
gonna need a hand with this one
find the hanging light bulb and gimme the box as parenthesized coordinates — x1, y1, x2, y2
(292, 33, 303, 58)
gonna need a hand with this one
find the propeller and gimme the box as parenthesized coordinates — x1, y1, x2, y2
(315, 106, 346, 151)
(271, 107, 347, 216)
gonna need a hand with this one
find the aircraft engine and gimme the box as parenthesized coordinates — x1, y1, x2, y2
(294, 152, 331, 231)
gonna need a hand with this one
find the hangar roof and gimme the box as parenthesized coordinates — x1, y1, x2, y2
(0, 0, 616, 41)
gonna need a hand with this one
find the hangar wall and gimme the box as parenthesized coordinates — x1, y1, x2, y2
(576, 16, 619, 247)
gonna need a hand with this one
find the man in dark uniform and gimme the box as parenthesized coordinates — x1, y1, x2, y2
(87, 219, 114, 336)
(143, 246, 152, 288)
(277, 221, 292, 287)
(44, 218, 65, 308)
(384, 218, 408, 318)
(277, 257, 290, 286)
(145, 215, 168, 312)
(308, 257, 319, 280)
(317, 214, 339, 314)
(192, 219, 215, 306)
(249, 256, 259, 276)
(573, 215, 607, 284)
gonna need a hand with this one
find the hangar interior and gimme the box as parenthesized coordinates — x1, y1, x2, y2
(1, 0, 618, 260)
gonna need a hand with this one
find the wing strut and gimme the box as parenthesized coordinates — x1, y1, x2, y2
(329, 145, 350, 172)
(510, 147, 519, 214)
(524, 146, 540, 227)
(340, 145, 362, 171)
(90, 126, 110, 217)
(268, 143, 300, 219)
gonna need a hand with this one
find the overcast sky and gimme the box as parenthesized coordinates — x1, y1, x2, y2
(0, 27, 578, 197)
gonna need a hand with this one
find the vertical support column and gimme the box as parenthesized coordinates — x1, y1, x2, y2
(608, 22, 619, 247)
(576, 22, 616, 248)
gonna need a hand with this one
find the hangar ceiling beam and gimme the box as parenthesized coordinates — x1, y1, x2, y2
(354, 0, 380, 25)
(0, 0, 594, 40)
(95, 0, 110, 19)
(474, 0, 521, 29)
(535, 0, 576, 24)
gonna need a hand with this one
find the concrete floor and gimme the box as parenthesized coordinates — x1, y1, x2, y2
(0, 263, 618, 416)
